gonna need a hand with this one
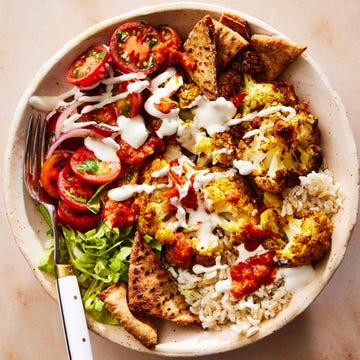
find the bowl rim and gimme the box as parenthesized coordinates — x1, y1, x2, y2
(3, 2, 360, 356)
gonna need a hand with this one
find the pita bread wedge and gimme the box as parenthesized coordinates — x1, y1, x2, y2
(100, 282, 158, 348)
(219, 12, 252, 41)
(213, 20, 249, 70)
(128, 232, 200, 326)
(251, 34, 307, 81)
(183, 15, 218, 100)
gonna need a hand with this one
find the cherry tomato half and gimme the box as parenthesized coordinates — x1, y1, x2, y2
(109, 21, 161, 75)
(40, 150, 72, 198)
(57, 200, 101, 232)
(81, 104, 118, 136)
(70, 146, 121, 184)
(65, 44, 111, 88)
(113, 81, 143, 118)
(157, 25, 182, 49)
(153, 25, 196, 71)
(58, 164, 97, 211)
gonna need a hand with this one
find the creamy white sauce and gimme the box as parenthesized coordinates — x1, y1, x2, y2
(236, 243, 267, 262)
(29, 87, 80, 112)
(192, 256, 227, 275)
(84, 136, 120, 162)
(229, 105, 296, 127)
(215, 278, 232, 293)
(233, 159, 254, 175)
(151, 165, 170, 178)
(80, 80, 149, 114)
(144, 67, 183, 138)
(192, 96, 237, 135)
(62, 113, 89, 133)
(101, 72, 148, 85)
(278, 265, 316, 293)
(116, 114, 148, 149)
(108, 183, 167, 202)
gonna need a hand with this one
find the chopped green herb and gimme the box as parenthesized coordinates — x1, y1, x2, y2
(116, 31, 128, 42)
(77, 159, 99, 174)
(149, 38, 158, 48)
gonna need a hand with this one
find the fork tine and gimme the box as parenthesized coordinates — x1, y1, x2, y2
(24, 112, 46, 192)
(24, 113, 34, 178)
(40, 119, 48, 165)
(30, 114, 41, 178)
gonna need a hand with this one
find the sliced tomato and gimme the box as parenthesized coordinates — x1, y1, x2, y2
(40, 150, 72, 198)
(109, 21, 161, 75)
(70, 146, 121, 184)
(58, 164, 97, 211)
(82, 103, 118, 126)
(65, 44, 110, 88)
(112, 81, 143, 118)
(157, 25, 182, 49)
(57, 200, 101, 232)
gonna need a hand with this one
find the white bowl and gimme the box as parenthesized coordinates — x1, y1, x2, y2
(4, 2, 359, 356)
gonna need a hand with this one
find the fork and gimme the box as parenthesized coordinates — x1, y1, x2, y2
(24, 113, 93, 360)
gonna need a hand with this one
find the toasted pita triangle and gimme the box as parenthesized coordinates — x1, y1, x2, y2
(213, 20, 249, 70)
(251, 34, 307, 80)
(100, 282, 158, 348)
(128, 232, 200, 326)
(183, 15, 218, 100)
(219, 12, 252, 41)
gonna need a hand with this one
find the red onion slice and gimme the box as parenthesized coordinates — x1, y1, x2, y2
(46, 128, 103, 159)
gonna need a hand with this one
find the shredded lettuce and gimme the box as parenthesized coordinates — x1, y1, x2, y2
(38, 247, 55, 274)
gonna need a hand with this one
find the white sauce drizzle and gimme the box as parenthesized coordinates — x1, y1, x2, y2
(151, 165, 170, 178)
(233, 159, 254, 175)
(80, 79, 149, 114)
(144, 67, 183, 138)
(29, 87, 80, 112)
(193, 256, 227, 275)
(84, 136, 120, 162)
(108, 183, 168, 202)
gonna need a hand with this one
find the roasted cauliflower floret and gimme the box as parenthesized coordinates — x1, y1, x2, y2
(242, 73, 298, 114)
(136, 192, 176, 244)
(237, 102, 322, 193)
(204, 174, 260, 244)
(176, 83, 202, 108)
(136, 158, 176, 244)
(260, 208, 333, 266)
(195, 131, 236, 167)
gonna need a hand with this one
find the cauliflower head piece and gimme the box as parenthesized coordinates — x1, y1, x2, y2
(195, 131, 237, 167)
(237, 102, 322, 193)
(204, 174, 260, 244)
(136, 158, 177, 244)
(260, 208, 333, 266)
(241, 73, 298, 114)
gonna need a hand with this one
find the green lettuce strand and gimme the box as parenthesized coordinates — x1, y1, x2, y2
(38, 246, 55, 275)
(86, 183, 108, 214)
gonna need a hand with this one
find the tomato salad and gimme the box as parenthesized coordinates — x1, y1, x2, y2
(38, 21, 193, 233)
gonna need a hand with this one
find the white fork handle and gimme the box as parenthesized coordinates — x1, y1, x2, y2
(56, 275, 93, 360)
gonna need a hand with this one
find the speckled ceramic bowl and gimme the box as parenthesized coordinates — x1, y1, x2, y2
(4, 2, 359, 356)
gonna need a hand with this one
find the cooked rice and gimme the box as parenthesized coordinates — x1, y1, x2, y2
(169, 168, 342, 337)
(281, 169, 343, 217)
